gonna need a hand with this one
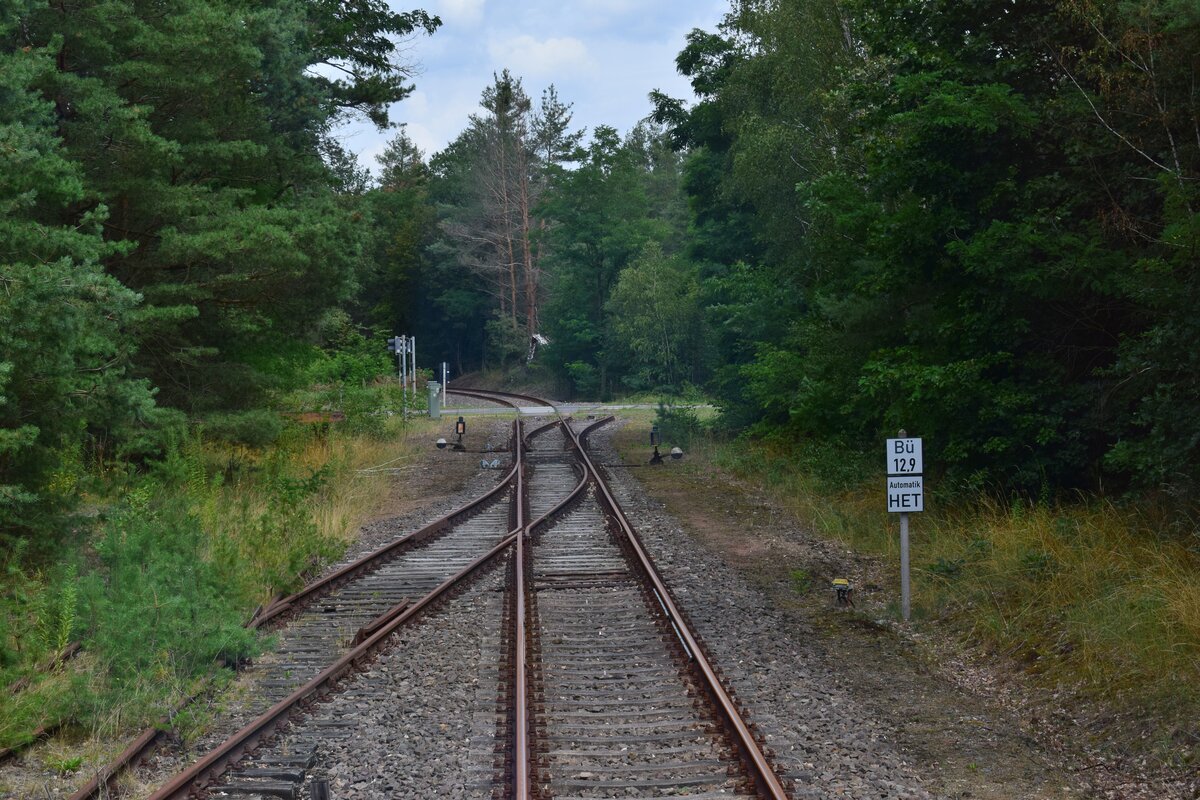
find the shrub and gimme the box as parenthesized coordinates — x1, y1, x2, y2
(80, 497, 258, 684)
(654, 402, 703, 448)
(201, 410, 285, 448)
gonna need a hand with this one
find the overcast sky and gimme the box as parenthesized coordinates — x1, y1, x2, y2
(333, 0, 733, 175)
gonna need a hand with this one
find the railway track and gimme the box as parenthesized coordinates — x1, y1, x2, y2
(70, 415, 535, 800)
(116, 389, 791, 799)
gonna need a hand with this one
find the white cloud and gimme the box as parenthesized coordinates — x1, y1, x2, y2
(438, 0, 485, 26)
(398, 123, 440, 159)
(487, 34, 593, 78)
(335, 0, 733, 172)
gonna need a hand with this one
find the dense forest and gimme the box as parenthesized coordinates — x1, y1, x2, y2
(417, 0, 1200, 501)
(2, 0, 1199, 765)
(6, 0, 1199, 547)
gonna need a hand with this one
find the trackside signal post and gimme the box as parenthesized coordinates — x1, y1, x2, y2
(387, 335, 418, 417)
(886, 431, 924, 621)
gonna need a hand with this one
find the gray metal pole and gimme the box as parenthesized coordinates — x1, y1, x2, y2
(900, 512, 911, 621)
(410, 336, 417, 398)
(401, 336, 407, 418)
(442, 362, 447, 404)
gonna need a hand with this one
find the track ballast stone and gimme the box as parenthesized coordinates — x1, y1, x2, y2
(588, 425, 932, 800)
(211, 566, 508, 800)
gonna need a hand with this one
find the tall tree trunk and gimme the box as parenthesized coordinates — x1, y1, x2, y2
(519, 159, 537, 335)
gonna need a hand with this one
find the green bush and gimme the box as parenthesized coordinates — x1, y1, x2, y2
(654, 402, 704, 448)
(81, 497, 258, 684)
(201, 410, 285, 448)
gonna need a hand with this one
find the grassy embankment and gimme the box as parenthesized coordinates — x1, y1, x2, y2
(636, 406, 1199, 764)
(0, 382, 437, 772)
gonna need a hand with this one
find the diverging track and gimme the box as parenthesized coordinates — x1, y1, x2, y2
(132, 389, 792, 800)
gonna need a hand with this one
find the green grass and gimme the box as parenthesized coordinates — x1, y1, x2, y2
(0, 380, 436, 757)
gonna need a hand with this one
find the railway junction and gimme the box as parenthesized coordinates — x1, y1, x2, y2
(4, 389, 1188, 800)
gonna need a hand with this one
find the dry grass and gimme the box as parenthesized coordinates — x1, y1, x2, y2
(706, 434, 1200, 753)
(184, 417, 444, 605)
(0, 416, 448, 795)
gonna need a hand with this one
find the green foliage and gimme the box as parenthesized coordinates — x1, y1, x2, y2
(564, 361, 600, 398)
(711, 432, 1200, 734)
(303, 315, 393, 389)
(34, 565, 79, 655)
(651, 0, 1200, 500)
(485, 317, 530, 369)
(80, 496, 258, 681)
(606, 243, 707, 391)
(360, 131, 439, 337)
(46, 754, 83, 775)
(3, 0, 437, 416)
(202, 411, 285, 449)
(789, 568, 812, 594)
(539, 125, 696, 396)
(654, 403, 704, 449)
(0, 17, 157, 540)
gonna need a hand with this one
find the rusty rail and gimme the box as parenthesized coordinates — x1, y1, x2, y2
(144, 423, 529, 800)
(140, 411, 597, 800)
(513, 412, 531, 799)
(70, 421, 524, 800)
(447, 387, 553, 410)
(146, 534, 521, 800)
(255, 422, 520, 629)
(559, 415, 792, 800)
(509, 415, 608, 800)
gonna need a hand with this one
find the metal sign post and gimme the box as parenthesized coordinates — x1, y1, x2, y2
(400, 336, 408, 418)
(899, 513, 910, 621)
(441, 362, 448, 405)
(886, 431, 924, 621)
(409, 336, 416, 399)
(388, 335, 416, 418)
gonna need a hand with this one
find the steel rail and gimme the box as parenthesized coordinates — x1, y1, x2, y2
(447, 386, 553, 410)
(254, 422, 520, 628)
(286, 383, 779, 798)
(71, 421, 524, 800)
(510, 415, 608, 800)
(146, 422, 528, 800)
(139, 416, 597, 800)
(560, 417, 792, 800)
(513, 419, 531, 800)
(146, 533, 521, 800)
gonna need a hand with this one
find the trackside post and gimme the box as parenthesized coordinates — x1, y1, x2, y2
(886, 430, 924, 621)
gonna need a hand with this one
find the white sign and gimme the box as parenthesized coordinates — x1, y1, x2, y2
(886, 437, 923, 475)
(887, 476, 924, 513)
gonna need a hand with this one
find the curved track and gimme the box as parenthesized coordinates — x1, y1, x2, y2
(72, 417, 528, 800)
(126, 388, 792, 800)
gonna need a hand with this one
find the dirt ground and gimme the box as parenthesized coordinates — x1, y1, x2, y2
(608, 419, 1198, 800)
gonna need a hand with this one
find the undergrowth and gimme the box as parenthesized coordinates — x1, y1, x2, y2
(0, 383, 429, 755)
(706, 432, 1199, 762)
